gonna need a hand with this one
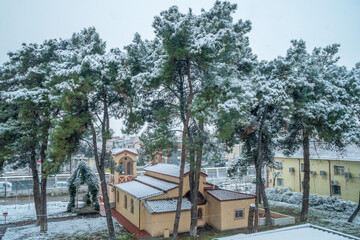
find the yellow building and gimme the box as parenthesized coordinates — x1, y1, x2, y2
(107, 148, 255, 237)
(270, 144, 360, 203)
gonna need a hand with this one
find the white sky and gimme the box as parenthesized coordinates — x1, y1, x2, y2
(1, 0, 359, 135)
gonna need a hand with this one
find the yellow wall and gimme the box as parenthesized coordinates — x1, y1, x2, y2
(220, 198, 254, 231)
(143, 209, 191, 237)
(145, 171, 179, 183)
(205, 192, 222, 230)
(271, 157, 360, 202)
(115, 189, 140, 228)
(205, 193, 254, 231)
(108, 185, 116, 202)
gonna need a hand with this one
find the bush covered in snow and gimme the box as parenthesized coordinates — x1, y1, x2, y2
(266, 187, 357, 214)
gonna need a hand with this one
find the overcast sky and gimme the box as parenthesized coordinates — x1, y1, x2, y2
(1, 0, 359, 135)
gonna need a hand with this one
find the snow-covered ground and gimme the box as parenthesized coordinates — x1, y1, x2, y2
(266, 188, 360, 237)
(0, 201, 82, 224)
(2, 217, 119, 240)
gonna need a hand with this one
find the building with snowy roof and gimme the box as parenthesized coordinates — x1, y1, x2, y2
(214, 224, 360, 240)
(107, 149, 255, 237)
(270, 143, 360, 202)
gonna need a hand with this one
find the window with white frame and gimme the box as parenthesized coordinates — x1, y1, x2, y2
(334, 166, 345, 175)
(277, 178, 284, 186)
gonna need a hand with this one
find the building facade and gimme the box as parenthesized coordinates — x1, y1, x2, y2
(108, 148, 255, 237)
(270, 144, 360, 202)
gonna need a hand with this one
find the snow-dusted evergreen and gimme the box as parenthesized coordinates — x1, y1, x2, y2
(67, 160, 99, 212)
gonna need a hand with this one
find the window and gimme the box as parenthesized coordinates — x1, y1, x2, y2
(117, 191, 119, 203)
(275, 162, 283, 170)
(127, 162, 131, 175)
(301, 163, 304, 172)
(334, 166, 345, 175)
(235, 209, 244, 219)
(277, 178, 284, 186)
(332, 185, 341, 195)
(130, 199, 134, 214)
(197, 208, 203, 220)
(124, 195, 127, 209)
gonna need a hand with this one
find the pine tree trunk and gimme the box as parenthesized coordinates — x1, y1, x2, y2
(189, 148, 197, 238)
(189, 120, 204, 238)
(90, 86, 116, 240)
(39, 130, 49, 233)
(248, 204, 256, 233)
(300, 134, 310, 222)
(29, 148, 41, 225)
(91, 123, 115, 240)
(40, 176, 48, 232)
(255, 108, 272, 226)
(254, 186, 259, 232)
(348, 192, 360, 222)
(173, 58, 193, 240)
(260, 179, 272, 226)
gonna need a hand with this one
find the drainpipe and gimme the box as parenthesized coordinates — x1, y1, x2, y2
(298, 159, 302, 192)
(328, 160, 332, 196)
(139, 200, 141, 228)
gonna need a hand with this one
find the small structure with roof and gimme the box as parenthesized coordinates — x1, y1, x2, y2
(107, 151, 256, 237)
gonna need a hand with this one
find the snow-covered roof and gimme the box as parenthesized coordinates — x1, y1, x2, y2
(144, 163, 190, 178)
(214, 224, 360, 240)
(114, 181, 164, 200)
(143, 198, 192, 214)
(135, 175, 178, 191)
(206, 189, 255, 201)
(275, 143, 360, 162)
(111, 148, 138, 156)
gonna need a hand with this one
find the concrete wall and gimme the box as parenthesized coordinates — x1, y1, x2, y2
(271, 157, 360, 202)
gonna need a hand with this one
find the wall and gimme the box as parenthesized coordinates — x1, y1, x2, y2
(145, 171, 179, 183)
(205, 192, 222, 230)
(143, 209, 191, 237)
(115, 189, 140, 228)
(220, 198, 254, 231)
(271, 157, 360, 202)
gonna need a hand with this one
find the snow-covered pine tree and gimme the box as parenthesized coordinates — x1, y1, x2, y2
(0, 39, 64, 232)
(125, 1, 255, 237)
(280, 40, 356, 222)
(52, 27, 128, 240)
(217, 56, 293, 229)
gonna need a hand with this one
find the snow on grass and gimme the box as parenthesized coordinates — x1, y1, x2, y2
(267, 188, 360, 238)
(2, 217, 117, 240)
(0, 201, 82, 224)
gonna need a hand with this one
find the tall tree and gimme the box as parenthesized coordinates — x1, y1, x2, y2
(52, 27, 129, 240)
(125, 2, 256, 237)
(0, 39, 63, 232)
(280, 40, 355, 222)
(220, 58, 293, 229)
